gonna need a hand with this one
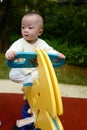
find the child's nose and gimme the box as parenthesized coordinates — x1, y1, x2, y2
(24, 27, 29, 32)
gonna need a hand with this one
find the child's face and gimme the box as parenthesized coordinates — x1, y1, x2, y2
(21, 15, 43, 43)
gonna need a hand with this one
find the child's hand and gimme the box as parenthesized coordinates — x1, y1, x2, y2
(5, 51, 16, 60)
(57, 52, 65, 59)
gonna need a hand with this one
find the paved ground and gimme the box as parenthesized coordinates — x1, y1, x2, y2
(0, 79, 87, 98)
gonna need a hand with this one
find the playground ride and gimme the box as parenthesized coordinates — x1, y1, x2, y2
(7, 49, 65, 130)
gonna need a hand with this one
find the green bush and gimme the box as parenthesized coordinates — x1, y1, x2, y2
(43, 3, 87, 47)
(45, 38, 87, 66)
(64, 44, 87, 66)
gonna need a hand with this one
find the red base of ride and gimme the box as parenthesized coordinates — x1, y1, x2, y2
(0, 93, 87, 130)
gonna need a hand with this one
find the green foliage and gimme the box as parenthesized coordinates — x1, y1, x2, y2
(44, 38, 87, 66)
(64, 44, 87, 66)
(10, 35, 21, 43)
(0, 53, 10, 79)
(42, 3, 87, 46)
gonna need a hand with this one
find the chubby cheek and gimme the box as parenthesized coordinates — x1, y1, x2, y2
(30, 31, 38, 37)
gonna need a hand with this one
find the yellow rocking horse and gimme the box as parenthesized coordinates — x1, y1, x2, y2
(7, 49, 65, 130)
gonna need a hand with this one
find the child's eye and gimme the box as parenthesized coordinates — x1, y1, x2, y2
(29, 26, 33, 29)
(21, 27, 25, 29)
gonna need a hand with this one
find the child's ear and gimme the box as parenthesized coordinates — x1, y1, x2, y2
(38, 28, 43, 36)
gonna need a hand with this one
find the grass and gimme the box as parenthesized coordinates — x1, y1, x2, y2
(55, 64, 87, 86)
(0, 53, 10, 79)
(0, 53, 87, 86)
